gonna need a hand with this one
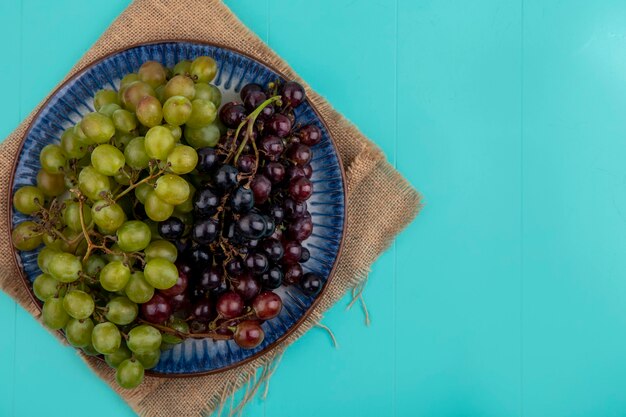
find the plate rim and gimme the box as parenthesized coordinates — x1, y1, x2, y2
(7, 39, 347, 378)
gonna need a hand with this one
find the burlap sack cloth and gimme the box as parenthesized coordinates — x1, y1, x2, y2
(0, 0, 421, 415)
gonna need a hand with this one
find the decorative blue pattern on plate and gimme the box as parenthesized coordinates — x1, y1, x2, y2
(10, 42, 345, 375)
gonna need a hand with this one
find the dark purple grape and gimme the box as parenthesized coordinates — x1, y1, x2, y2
(245, 252, 269, 275)
(283, 264, 303, 285)
(191, 218, 219, 244)
(198, 266, 223, 291)
(234, 321, 265, 349)
(252, 291, 282, 320)
(250, 175, 271, 204)
(286, 165, 307, 181)
(213, 164, 239, 192)
(264, 162, 285, 183)
(174, 238, 191, 255)
(300, 273, 322, 296)
(188, 244, 213, 267)
(243, 90, 267, 111)
(262, 215, 275, 237)
(270, 204, 285, 223)
(297, 124, 322, 146)
(197, 147, 219, 173)
(259, 267, 283, 290)
(283, 198, 307, 219)
(300, 247, 310, 262)
(287, 143, 312, 166)
(158, 217, 185, 240)
(219, 102, 246, 128)
(281, 81, 306, 108)
(192, 298, 214, 322)
(194, 187, 219, 217)
(216, 292, 244, 319)
(141, 294, 172, 324)
(169, 292, 191, 312)
(287, 216, 313, 241)
(266, 114, 292, 138)
(283, 241, 303, 264)
(237, 154, 256, 174)
(258, 104, 275, 121)
(233, 274, 261, 301)
(247, 239, 260, 249)
(302, 164, 313, 179)
(260, 135, 285, 159)
(230, 186, 254, 213)
(269, 228, 283, 241)
(240, 83, 262, 101)
(236, 212, 267, 240)
(210, 279, 229, 296)
(289, 177, 313, 202)
(262, 239, 284, 262)
(226, 259, 244, 277)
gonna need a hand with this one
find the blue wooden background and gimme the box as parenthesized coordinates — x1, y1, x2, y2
(3, 0, 626, 416)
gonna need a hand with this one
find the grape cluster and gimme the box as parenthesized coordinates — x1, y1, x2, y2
(11, 56, 323, 389)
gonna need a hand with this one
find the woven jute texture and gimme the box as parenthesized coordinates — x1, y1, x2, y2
(0, 0, 421, 415)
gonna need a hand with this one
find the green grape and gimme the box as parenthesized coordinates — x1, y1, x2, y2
(161, 318, 189, 344)
(154, 174, 190, 205)
(63, 289, 95, 319)
(78, 166, 111, 200)
(98, 102, 122, 117)
(163, 75, 195, 101)
(60, 128, 88, 159)
(99, 260, 131, 292)
(189, 56, 217, 83)
(81, 112, 116, 144)
(135, 349, 160, 369)
(194, 83, 221, 108)
(113, 131, 134, 150)
(91, 144, 126, 176)
(136, 96, 163, 127)
(92, 322, 122, 355)
(37, 169, 65, 197)
(92, 200, 126, 234)
(127, 324, 162, 354)
(154, 84, 165, 103)
(12, 221, 42, 251)
(183, 123, 220, 148)
(138, 61, 167, 88)
(166, 145, 198, 175)
(162, 96, 192, 126)
(105, 344, 132, 368)
(65, 318, 94, 347)
(42, 297, 70, 330)
(63, 200, 92, 232)
(214, 116, 227, 135)
(121, 81, 155, 112)
(113, 166, 133, 186)
(104, 243, 134, 265)
(37, 247, 58, 273)
(144, 126, 175, 160)
(83, 254, 106, 277)
(144, 240, 177, 263)
(144, 258, 178, 289)
(172, 60, 191, 76)
(60, 228, 86, 255)
(144, 190, 174, 222)
(165, 124, 182, 141)
(123, 137, 150, 170)
(186, 99, 217, 128)
(173, 211, 193, 229)
(116, 220, 151, 252)
(94, 89, 119, 111)
(116, 359, 144, 389)
(81, 342, 100, 356)
(124, 271, 154, 303)
(145, 219, 161, 240)
(48, 252, 82, 283)
(13, 185, 44, 215)
(40, 144, 66, 174)
(105, 296, 138, 325)
(160, 342, 175, 352)
(112, 109, 138, 133)
(42, 231, 63, 250)
(120, 73, 139, 89)
(175, 182, 195, 214)
(134, 182, 154, 204)
(33, 273, 60, 301)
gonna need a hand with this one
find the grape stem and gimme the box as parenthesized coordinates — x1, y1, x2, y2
(113, 162, 168, 202)
(138, 320, 232, 341)
(225, 95, 283, 165)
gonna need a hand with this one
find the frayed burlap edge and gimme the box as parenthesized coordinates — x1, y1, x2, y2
(0, 1, 422, 416)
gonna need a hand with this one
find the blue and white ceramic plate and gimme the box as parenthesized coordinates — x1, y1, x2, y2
(10, 41, 346, 375)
